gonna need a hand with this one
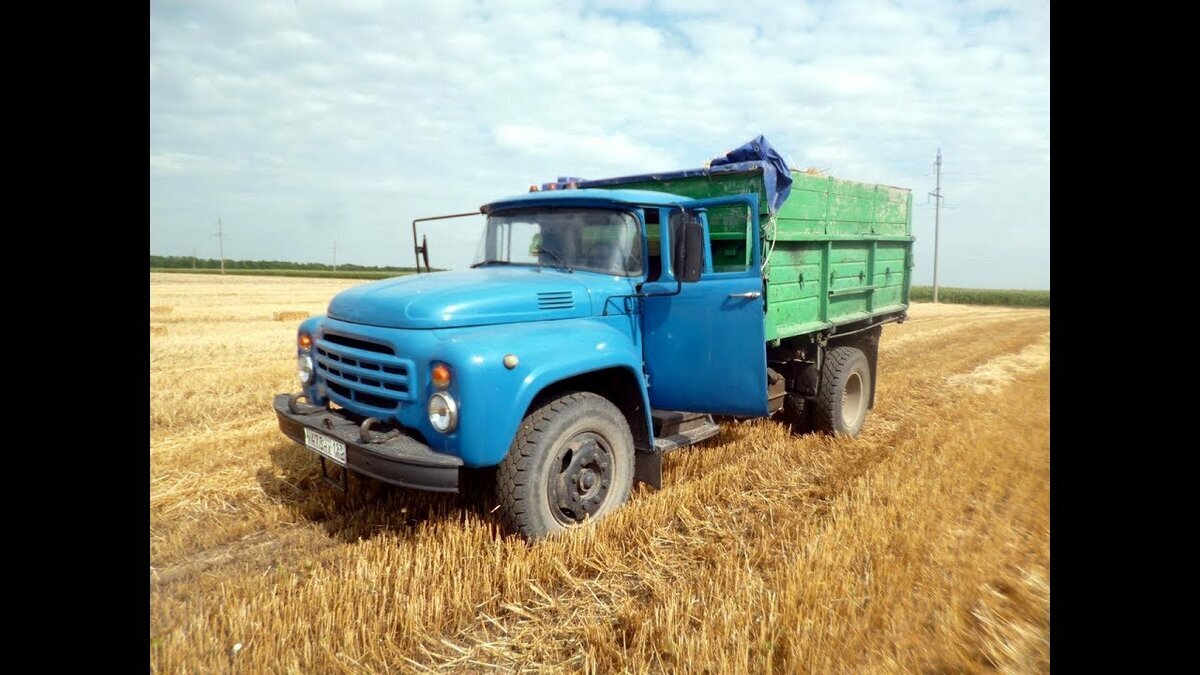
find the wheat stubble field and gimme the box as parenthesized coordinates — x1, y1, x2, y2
(149, 273, 1050, 673)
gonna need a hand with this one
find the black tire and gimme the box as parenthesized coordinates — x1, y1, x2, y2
(812, 346, 872, 437)
(782, 392, 814, 433)
(496, 391, 635, 539)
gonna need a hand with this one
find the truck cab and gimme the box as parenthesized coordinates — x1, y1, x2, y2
(275, 187, 769, 538)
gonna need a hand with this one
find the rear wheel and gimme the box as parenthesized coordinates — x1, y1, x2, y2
(496, 392, 635, 539)
(812, 346, 872, 436)
(782, 392, 813, 433)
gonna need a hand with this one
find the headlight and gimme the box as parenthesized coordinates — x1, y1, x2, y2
(298, 354, 314, 385)
(428, 392, 458, 433)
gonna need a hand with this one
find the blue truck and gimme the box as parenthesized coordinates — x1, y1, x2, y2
(274, 138, 914, 539)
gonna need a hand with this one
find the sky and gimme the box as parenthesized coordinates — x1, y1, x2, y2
(150, 0, 1050, 289)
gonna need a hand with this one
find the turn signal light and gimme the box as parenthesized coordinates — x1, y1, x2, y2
(298, 333, 313, 349)
(431, 363, 452, 389)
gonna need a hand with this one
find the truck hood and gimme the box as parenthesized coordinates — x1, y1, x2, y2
(326, 268, 597, 329)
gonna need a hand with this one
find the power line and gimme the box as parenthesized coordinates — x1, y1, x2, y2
(213, 217, 227, 275)
(930, 148, 943, 303)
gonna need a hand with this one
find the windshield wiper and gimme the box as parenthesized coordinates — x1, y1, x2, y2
(534, 246, 572, 272)
(470, 260, 515, 268)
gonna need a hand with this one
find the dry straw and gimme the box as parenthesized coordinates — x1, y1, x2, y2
(149, 273, 1049, 673)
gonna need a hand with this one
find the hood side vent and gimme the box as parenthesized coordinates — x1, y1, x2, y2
(537, 291, 575, 310)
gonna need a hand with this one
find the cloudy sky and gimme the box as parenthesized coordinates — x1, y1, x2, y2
(150, 0, 1049, 289)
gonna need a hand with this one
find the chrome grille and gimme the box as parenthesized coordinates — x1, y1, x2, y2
(313, 332, 415, 411)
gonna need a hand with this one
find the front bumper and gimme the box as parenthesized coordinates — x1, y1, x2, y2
(273, 393, 462, 492)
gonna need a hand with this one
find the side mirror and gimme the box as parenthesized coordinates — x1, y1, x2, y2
(675, 219, 705, 283)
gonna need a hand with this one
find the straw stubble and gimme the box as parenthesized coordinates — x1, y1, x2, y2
(150, 273, 1049, 673)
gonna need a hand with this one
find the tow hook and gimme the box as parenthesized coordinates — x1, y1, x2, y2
(360, 417, 400, 444)
(287, 392, 325, 415)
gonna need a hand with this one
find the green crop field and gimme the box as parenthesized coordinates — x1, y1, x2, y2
(150, 268, 410, 280)
(910, 286, 1049, 308)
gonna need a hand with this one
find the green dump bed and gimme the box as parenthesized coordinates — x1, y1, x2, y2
(585, 165, 913, 343)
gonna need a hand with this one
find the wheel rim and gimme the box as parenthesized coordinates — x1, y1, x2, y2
(548, 431, 614, 526)
(841, 371, 865, 429)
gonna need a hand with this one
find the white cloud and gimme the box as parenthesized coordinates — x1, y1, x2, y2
(493, 125, 672, 171)
(149, 151, 200, 175)
(150, 0, 1049, 288)
(588, 0, 652, 10)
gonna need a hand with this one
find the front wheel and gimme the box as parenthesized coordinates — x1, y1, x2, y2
(496, 392, 635, 539)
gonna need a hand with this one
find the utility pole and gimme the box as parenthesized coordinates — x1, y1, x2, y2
(332, 240, 338, 270)
(192, 248, 197, 269)
(929, 148, 943, 303)
(213, 217, 227, 274)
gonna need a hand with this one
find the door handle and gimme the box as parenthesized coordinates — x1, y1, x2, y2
(728, 291, 761, 299)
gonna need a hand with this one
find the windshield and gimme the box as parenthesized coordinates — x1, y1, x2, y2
(472, 208, 643, 276)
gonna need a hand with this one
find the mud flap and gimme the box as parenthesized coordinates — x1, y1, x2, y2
(634, 447, 662, 490)
(857, 329, 881, 409)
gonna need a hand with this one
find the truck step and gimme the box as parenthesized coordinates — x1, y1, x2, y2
(651, 410, 721, 453)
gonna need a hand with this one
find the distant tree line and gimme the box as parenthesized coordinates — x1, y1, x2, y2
(150, 255, 436, 273)
(909, 286, 1049, 308)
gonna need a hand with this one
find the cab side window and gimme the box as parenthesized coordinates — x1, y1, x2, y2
(644, 208, 663, 281)
(704, 205, 751, 273)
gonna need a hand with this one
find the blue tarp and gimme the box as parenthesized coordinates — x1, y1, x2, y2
(707, 135, 793, 213)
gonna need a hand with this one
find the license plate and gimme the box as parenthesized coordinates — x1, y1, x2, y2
(304, 428, 347, 466)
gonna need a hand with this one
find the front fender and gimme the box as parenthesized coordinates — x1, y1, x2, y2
(436, 317, 651, 467)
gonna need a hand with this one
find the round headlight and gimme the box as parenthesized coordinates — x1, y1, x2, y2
(428, 392, 458, 433)
(298, 354, 314, 385)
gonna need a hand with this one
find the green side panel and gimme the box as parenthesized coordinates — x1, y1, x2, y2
(588, 168, 914, 342)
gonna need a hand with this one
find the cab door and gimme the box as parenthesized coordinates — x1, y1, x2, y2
(640, 195, 768, 416)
